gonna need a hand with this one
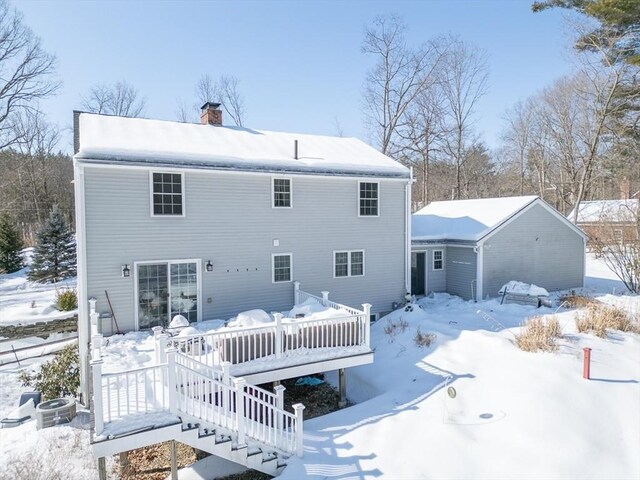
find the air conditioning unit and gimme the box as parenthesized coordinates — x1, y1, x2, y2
(35, 398, 76, 429)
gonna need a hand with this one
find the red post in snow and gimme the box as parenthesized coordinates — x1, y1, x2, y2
(583, 347, 592, 379)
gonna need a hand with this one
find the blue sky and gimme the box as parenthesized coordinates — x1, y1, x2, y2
(16, 0, 574, 152)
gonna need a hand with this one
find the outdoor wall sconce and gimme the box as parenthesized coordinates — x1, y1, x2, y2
(121, 264, 131, 278)
(205, 260, 213, 272)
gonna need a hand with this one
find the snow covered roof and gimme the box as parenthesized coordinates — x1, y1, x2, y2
(568, 199, 639, 223)
(412, 196, 539, 242)
(75, 113, 410, 178)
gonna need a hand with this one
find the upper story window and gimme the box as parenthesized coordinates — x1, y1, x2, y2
(433, 250, 444, 270)
(151, 172, 184, 216)
(272, 253, 292, 283)
(273, 178, 292, 208)
(334, 250, 365, 277)
(359, 182, 379, 216)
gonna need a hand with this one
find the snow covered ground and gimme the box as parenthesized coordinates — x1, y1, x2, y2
(0, 254, 638, 479)
(0, 249, 77, 327)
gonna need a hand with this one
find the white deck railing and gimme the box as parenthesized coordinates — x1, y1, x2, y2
(167, 285, 371, 369)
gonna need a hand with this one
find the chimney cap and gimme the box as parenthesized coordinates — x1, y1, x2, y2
(201, 102, 221, 111)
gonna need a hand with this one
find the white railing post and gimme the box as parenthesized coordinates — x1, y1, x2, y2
(235, 378, 247, 446)
(274, 384, 285, 447)
(221, 361, 231, 386)
(166, 348, 177, 415)
(154, 330, 168, 365)
(362, 303, 371, 348)
(293, 281, 301, 304)
(91, 359, 104, 436)
(293, 403, 305, 457)
(91, 334, 103, 361)
(274, 313, 283, 359)
(89, 298, 99, 336)
(321, 291, 329, 307)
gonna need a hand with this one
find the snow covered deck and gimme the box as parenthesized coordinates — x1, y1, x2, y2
(88, 286, 373, 452)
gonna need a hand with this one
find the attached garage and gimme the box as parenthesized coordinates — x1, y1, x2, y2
(411, 196, 586, 300)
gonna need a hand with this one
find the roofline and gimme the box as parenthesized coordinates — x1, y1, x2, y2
(478, 196, 587, 244)
(73, 156, 412, 180)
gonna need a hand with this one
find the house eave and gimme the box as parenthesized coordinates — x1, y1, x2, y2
(73, 155, 412, 179)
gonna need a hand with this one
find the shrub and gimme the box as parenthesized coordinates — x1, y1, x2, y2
(19, 344, 80, 400)
(575, 304, 640, 337)
(28, 207, 76, 284)
(384, 316, 408, 338)
(559, 294, 597, 309)
(515, 316, 562, 352)
(55, 288, 78, 311)
(414, 328, 436, 348)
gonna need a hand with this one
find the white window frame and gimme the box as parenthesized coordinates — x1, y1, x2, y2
(433, 249, 444, 271)
(272, 177, 293, 208)
(149, 171, 186, 217)
(133, 258, 202, 331)
(357, 181, 380, 217)
(272, 253, 293, 283)
(333, 250, 365, 278)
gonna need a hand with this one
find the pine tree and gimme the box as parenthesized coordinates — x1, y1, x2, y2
(28, 208, 77, 283)
(0, 214, 24, 274)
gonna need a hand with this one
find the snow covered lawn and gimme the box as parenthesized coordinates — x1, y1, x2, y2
(0, 249, 77, 328)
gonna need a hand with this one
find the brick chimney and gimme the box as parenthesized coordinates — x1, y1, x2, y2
(200, 102, 222, 126)
(620, 178, 631, 200)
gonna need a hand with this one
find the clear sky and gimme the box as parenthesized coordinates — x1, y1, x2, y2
(16, 0, 575, 152)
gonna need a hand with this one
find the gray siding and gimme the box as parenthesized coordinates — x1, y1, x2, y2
(445, 247, 477, 300)
(82, 166, 407, 332)
(482, 203, 585, 298)
(411, 246, 446, 294)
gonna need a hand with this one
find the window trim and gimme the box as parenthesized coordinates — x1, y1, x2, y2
(433, 249, 444, 271)
(357, 181, 380, 218)
(272, 176, 293, 209)
(149, 171, 186, 217)
(333, 249, 366, 278)
(272, 253, 293, 283)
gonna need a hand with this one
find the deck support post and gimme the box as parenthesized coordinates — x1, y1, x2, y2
(97, 457, 107, 480)
(293, 403, 305, 457)
(362, 303, 372, 348)
(170, 440, 178, 480)
(338, 368, 347, 408)
(119, 451, 129, 473)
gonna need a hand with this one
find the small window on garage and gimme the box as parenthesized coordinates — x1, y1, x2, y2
(433, 250, 444, 270)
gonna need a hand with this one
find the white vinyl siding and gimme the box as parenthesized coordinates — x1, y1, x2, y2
(334, 250, 365, 277)
(272, 253, 292, 283)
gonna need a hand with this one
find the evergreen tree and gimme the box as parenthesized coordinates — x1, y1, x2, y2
(28, 207, 76, 283)
(0, 214, 24, 273)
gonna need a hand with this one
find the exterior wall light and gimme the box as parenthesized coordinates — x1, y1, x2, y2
(121, 264, 131, 278)
(205, 260, 213, 272)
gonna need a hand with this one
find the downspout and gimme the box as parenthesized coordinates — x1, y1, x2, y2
(405, 168, 414, 294)
(474, 243, 483, 301)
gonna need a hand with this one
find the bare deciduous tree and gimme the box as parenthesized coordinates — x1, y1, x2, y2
(196, 74, 246, 126)
(439, 35, 489, 200)
(361, 14, 444, 156)
(0, 0, 60, 149)
(82, 81, 146, 117)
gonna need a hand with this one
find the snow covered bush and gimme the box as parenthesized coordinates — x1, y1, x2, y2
(384, 316, 408, 339)
(0, 213, 23, 273)
(575, 304, 640, 337)
(515, 316, 562, 352)
(19, 344, 80, 400)
(28, 207, 76, 283)
(55, 288, 78, 311)
(414, 328, 436, 348)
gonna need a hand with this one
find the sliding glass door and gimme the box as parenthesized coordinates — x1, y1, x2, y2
(136, 260, 199, 329)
